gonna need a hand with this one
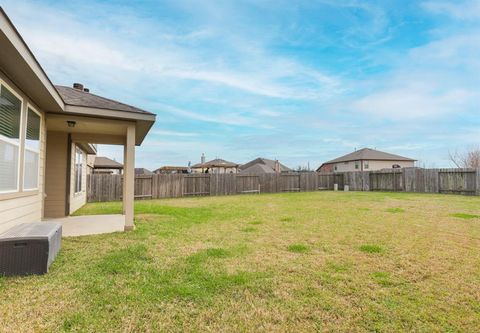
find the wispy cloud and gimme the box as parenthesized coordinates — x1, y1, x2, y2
(151, 130, 199, 137)
(2, 0, 479, 169)
(422, 0, 480, 20)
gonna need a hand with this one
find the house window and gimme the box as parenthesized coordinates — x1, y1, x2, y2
(364, 161, 369, 169)
(75, 148, 83, 193)
(355, 161, 359, 169)
(334, 165, 337, 171)
(23, 107, 41, 190)
(0, 83, 22, 193)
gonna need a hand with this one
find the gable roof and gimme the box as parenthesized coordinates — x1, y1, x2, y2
(135, 168, 153, 175)
(191, 158, 239, 168)
(239, 157, 292, 172)
(240, 163, 276, 174)
(318, 148, 415, 170)
(154, 166, 189, 172)
(55, 85, 154, 116)
(94, 156, 123, 169)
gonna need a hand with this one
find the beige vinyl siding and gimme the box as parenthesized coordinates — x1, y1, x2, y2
(365, 160, 415, 170)
(333, 159, 415, 172)
(0, 71, 46, 233)
(44, 131, 68, 218)
(69, 143, 87, 214)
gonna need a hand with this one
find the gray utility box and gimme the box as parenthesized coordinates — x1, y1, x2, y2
(0, 223, 62, 276)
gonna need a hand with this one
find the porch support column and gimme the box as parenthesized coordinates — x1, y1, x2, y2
(123, 124, 135, 230)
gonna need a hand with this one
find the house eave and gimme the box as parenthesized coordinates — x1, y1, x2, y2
(62, 105, 156, 145)
(0, 7, 64, 112)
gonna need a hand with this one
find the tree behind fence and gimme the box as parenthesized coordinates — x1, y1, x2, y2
(87, 168, 480, 202)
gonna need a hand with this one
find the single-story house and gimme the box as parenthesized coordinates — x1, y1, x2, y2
(135, 168, 153, 175)
(239, 157, 292, 174)
(316, 148, 416, 173)
(191, 158, 239, 174)
(154, 166, 189, 174)
(0, 7, 155, 233)
(89, 156, 123, 174)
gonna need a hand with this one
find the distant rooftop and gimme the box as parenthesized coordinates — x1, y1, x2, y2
(239, 157, 292, 172)
(94, 156, 123, 169)
(192, 158, 239, 168)
(323, 148, 416, 165)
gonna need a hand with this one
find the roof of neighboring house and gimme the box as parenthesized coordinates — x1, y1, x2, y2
(191, 159, 239, 168)
(93, 156, 123, 169)
(239, 157, 292, 172)
(154, 166, 189, 172)
(55, 85, 154, 116)
(240, 163, 276, 174)
(135, 168, 153, 175)
(317, 148, 416, 170)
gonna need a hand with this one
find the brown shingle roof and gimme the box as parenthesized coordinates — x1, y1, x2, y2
(191, 158, 239, 168)
(239, 157, 292, 172)
(321, 148, 415, 166)
(135, 168, 153, 175)
(94, 156, 123, 169)
(55, 85, 154, 115)
(240, 163, 276, 174)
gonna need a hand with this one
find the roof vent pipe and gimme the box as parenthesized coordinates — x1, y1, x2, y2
(73, 83, 84, 90)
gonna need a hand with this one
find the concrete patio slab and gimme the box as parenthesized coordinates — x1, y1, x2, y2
(45, 214, 125, 237)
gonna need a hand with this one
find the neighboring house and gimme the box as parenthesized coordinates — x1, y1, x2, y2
(135, 168, 153, 175)
(90, 156, 123, 174)
(0, 8, 155, 233)
(191, 158, 239, 174)
(316, 148, 416, 173)
(154, 166, 189, 174)
(239, 157, 292, 174)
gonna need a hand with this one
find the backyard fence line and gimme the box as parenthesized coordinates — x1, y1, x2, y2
(86, 167, 480, 202)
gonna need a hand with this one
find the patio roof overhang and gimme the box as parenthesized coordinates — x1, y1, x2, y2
(62, 105, 155, 146)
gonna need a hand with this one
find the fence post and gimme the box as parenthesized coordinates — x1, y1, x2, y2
(476, 168, 480, 196)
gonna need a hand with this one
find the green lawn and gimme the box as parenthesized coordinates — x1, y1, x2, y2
(2, 191, 480, 332)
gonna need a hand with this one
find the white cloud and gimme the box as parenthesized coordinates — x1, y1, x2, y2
(152, 103, 253, 126)
(352, 84, 474, 120)
(422, 0, 480, 20)
(151, 130, 199, 137)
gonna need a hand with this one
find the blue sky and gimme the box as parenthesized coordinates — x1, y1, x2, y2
(3, 0, 479, 169)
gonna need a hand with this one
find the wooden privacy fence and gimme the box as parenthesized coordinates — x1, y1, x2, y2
(87, 168, 480, 202)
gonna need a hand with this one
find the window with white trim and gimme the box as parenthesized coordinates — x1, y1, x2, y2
(0, 84, 22, 193)
(23, 107, 41, 190)
(74, 147, 83, 193)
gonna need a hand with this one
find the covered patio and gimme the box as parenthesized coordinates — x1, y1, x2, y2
(46, 214, 125, 237)
(42, 85, 155, 233)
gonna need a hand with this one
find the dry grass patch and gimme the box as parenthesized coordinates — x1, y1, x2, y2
(2, 191, 480, 332)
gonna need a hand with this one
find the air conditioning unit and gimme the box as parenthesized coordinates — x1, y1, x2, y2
(0, 223, 62, 276)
